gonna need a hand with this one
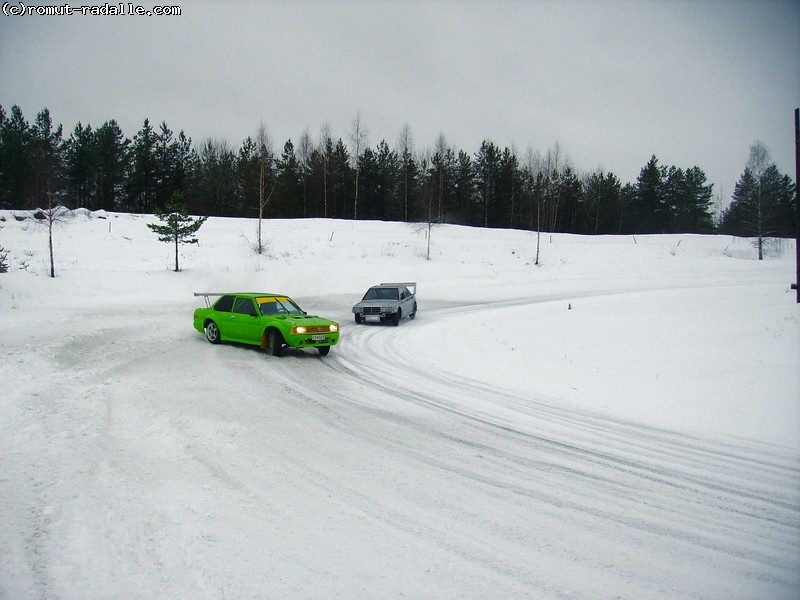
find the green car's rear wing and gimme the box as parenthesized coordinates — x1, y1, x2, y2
(194, 292, 226, 308)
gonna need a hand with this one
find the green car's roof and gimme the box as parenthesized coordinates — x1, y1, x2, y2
(223, 293, 299, 306)
(195, 292, 287, 298)
(232, 293, 284, 297)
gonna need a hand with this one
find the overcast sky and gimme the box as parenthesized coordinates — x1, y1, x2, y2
(1, 0, 798, 203)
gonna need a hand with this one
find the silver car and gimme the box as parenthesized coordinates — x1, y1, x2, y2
(352, 282, 417, 325)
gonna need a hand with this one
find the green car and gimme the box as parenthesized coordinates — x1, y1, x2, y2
(193, 293, 340, 357)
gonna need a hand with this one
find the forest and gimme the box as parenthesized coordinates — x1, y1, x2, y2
(0, 104, 796, 239)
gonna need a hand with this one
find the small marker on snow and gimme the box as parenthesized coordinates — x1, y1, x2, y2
(568, 303, 572, 310)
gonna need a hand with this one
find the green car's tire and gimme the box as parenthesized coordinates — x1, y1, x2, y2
(268, 329, 283, 357)
(318, 346, 330, 356)
(205, 321, 221, 344)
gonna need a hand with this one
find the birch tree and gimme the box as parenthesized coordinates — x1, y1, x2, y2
(350, 110, 368, 219)
(397, 123, 414, 222)
(747, 141, 770, 260)
(255, 122, 275, 254)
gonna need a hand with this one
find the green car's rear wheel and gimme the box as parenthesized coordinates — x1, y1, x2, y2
(205, 321, 221, 344)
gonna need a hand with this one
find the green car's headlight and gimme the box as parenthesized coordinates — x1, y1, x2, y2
(329, 324, 339, 332)
(293, 326, 307, 335)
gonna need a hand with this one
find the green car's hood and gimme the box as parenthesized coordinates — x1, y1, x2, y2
(278, 314, 335, 325)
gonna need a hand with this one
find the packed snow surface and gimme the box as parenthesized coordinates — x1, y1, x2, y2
(1, 209, 798, 599)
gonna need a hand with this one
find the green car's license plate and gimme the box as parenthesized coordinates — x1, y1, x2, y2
(311, 334, 326, 341)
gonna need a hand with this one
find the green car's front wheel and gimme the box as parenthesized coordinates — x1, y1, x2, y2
(268, 329, 283, 357)
(318, 346, 330, 356)
(205, 321, 221, 344)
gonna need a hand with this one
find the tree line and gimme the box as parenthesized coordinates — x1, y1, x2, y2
(0, 104, 795, 238)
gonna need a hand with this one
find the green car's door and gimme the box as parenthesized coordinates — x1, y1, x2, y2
(228, 296, 262, 343)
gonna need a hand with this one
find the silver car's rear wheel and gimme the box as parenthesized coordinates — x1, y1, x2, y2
(205, 321, 221, 344)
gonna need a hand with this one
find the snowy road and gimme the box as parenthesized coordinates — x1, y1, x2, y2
(4, 293, 798, 599)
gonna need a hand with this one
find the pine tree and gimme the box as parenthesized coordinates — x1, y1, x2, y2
(0, 105, 33, 209)
(329, 139, 352, 219)
(152, 123, 193, 211)
(474, 141, 500, 228)
(498, 147, 521, 229)
(375, 140, 399, 221)
(236, 136, 260, 219)
(275, 139, 301, 217)
(147, 194, 207, 272)
(397, 125, 418, 223)
(759, 165, 796, 238)
(721, 169, 757, 238)
(94, 120, 129, 212)
(618, 183, 637, 234)
(357, 146, 380, 219)
(583, 170, 622, 234)
(30, 108, 64, 210)
(193, 139, 237, 216)
(63, 122, 96, 209)
(679, 166, 714, 233)
(126, 119, 158, 213)
(154, 121, 176, 211)
(554, 166, 583, 233)
(633, 155, 666, 233)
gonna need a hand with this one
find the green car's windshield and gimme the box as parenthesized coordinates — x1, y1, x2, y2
(258, 296, 306, 316)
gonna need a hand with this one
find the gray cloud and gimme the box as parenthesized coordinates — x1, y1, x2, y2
(1, 0, 798, 200)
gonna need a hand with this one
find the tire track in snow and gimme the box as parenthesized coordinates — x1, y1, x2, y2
(270, 295, 800, 596)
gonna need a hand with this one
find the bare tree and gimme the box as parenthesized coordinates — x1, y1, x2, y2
(433, 133, 449, 222)
(525, 146, 543, 266)
(747, 140, 770, 260)
(712, 185, 726, 230)
(38, 203, 71, 278)
(350, 110, 368, 219)
(397, 123, 414, 222)
(545, 141, 567, 232)
(297, 128, 313, 218)
(320, 122, 332, 218)
(255, 122, 274, 254)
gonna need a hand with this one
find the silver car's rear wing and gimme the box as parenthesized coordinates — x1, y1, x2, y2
(380, 282, 417, 295)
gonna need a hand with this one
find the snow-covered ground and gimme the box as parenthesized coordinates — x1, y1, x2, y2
(1, 209, 798, 599)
